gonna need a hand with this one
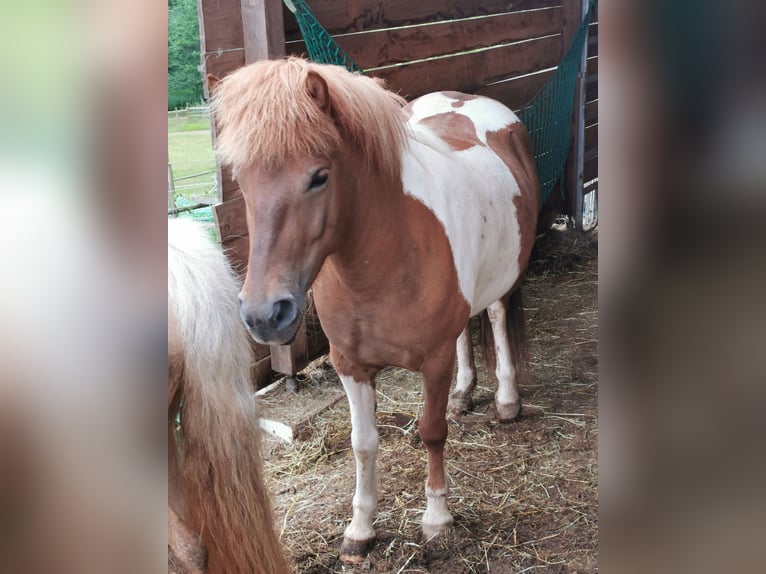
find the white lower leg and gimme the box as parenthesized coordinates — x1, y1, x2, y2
(422, 482, 453, 538)
(448, 327, 476, 415)
(488, 301, 520, 418)
(339, 374, 379, 543)
(454, 327, 476, 393)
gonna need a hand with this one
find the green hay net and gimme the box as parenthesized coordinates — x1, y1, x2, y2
(285, 0, 597, 208)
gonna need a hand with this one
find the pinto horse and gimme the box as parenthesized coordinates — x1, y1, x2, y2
(212, 57, 539, 561)
(167, 219, 290, 574)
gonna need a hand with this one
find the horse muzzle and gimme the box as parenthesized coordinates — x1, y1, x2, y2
(239, 294, 303, 345)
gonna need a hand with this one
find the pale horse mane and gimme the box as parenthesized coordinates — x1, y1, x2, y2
(168, 218, 290, 574)
(211, 56, 408, 182)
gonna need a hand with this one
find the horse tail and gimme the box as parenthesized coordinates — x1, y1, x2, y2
(168, 220, 291, 574)
(478, 287, 529, 389)
(505, 287, 530, 389)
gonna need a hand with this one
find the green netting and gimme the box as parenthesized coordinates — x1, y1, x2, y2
(285, 0, 596, 209)
(284, 0, 362, 73)
(518, 1, 595, 205)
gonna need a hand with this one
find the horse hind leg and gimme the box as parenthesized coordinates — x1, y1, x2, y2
(447, 325, 477, 417)
(488, 289, 527, 422)
(335, 356, 380, 562)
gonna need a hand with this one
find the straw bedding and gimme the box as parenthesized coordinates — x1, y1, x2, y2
(261, 227, 598, 573)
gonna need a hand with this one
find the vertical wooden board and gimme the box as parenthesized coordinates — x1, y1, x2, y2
(283, 0, 562, 39)
(560, 0, 583, 56)
(212, 194, 248, 244)
(201, 49, 246, 100)
(251, 354, 273, 389)
(270, 320, 309, 376)
(241, 0, 286, 62)
(197, 0, 244, 51)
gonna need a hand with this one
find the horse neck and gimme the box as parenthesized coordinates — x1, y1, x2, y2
(326, 154, 410, 288)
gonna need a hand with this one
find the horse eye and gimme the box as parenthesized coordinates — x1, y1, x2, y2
(308, 170, 329, 191)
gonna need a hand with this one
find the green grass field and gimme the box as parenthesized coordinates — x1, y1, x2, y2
(168, 112, 217, 209)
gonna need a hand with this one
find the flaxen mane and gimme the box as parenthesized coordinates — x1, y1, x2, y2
(211, 57, 407, 182)
(168, 219, 290, 574)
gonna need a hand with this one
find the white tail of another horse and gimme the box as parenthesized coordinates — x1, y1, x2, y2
(168, 219, 290, 574)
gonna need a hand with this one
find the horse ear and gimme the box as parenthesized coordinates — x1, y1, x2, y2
(306, 71, 330, 114)
(207, 74, 222, 95)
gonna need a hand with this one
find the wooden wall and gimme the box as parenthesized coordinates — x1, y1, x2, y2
(197, 0, 598, 386)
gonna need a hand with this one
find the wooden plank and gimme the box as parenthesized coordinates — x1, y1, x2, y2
(212, 197, 249, 274)
(587, 55, 597, 77)
(474, 68, 555, 111)
(587, 26, 598, 57)
(270, 320, 309, 375)
(286, 7, 562, 69)
(283, 0, 562, 40)
(222, 235, 250, 277)
(585, 98, 598, 124)
(584, 122, 597, 152)
(198, 0, 244, 51)
(584, 152, 598, 183)
(212, 194, 248, 244)
(560, 0, 583, 57)
(241, 0, 285, 62)
(586, 72, 597, 101)
(201, 49, 245, 100)
(373, 34, 562, 100)
(251, 353, 272, 389)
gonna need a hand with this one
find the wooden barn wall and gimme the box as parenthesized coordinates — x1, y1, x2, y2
(197, 0, 597, 384)
(283, 0, 597, 202)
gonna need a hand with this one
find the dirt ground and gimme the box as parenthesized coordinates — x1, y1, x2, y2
(261, 227, 598, 573)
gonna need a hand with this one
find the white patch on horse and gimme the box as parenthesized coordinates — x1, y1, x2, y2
(454, 327, 476, 394)
(339, 374, 379, 543)
(402, 94, 524, 315)
(422, 483, 454, 538)
(409, 92, 520, 144)
(487, 300, 520, 413)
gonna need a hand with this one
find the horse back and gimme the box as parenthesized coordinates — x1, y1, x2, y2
(402, 92, 539, 314)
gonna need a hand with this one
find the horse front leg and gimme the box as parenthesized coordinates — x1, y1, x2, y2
(420, 346, 457, 539)
(448, 324, 477, 417)
(333, 350, 380, 563)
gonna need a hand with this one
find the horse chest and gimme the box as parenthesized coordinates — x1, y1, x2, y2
(312, 259, 468, 371)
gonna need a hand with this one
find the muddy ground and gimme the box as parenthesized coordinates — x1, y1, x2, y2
(261, 227, 598, 573)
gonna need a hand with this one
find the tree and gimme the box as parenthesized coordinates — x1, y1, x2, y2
(168, 0, 203, 109)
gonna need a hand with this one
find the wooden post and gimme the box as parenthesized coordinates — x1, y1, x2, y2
(241, 0, 286, 62)
(562, 0, 585, 222)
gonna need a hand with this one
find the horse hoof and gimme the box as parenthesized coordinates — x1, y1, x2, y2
(421, 517, 453, 541)
(447, 392, 473, 417)
(496, 401, 521, 422)
(340, 536, 375, 563)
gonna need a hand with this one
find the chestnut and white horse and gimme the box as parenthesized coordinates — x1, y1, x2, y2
(212, 57, 539, 562)
(168, 219, 290, 574)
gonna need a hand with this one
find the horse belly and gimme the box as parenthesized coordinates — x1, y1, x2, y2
(402, 141, 522, 316)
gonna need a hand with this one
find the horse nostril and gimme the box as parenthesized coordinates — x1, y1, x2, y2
(240, 307, 258, 332)
(270, 298, 298, 331)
